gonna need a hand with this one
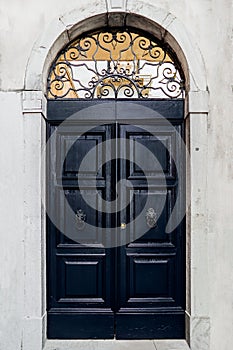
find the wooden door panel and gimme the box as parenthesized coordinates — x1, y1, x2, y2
(57, 131, 105, 181)
(60, 188, 104, 244)
(115, 313, 184, 339)
(47, 123, 115, 338)
(63, 138, 101, 177)
(129, 135, 174, 178)
(126, 126, 179, 180)
(129, 256, 174, 298)
(116, 123, 185, 339)
(120, 252, 177, 305)
(129, 188, 174, 243)
(56, 255, 105, 301)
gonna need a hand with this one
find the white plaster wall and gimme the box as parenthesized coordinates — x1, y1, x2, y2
(0, 1, 233, 350)
(0, 92, 24, 349)
(0, 91, 47, 350)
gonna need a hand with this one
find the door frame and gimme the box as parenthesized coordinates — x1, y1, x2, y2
(22, 5, 209, 350)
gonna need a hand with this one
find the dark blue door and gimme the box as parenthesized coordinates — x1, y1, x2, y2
(46, 99, 185, 339)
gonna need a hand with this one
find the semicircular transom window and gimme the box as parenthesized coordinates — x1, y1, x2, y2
(47, 29, 185, 99)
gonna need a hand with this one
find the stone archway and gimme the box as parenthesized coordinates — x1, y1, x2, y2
(22, 3, 209, 349)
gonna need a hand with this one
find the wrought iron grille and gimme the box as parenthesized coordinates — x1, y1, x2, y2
(47, 29, 185, 99)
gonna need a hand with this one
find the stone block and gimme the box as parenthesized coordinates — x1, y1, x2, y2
(190, 317, 210, 350)
(154, 340, 190, 350)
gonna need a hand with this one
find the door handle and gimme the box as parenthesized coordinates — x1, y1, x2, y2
(75, 209, 86, 230)
(145, 208, 157, 228)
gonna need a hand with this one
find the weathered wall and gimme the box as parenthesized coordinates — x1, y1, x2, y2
(0, 92, 24, 350)
(0, 0, 233, 350)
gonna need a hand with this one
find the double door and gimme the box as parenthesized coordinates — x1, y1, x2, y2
(47, 100, 185, 339)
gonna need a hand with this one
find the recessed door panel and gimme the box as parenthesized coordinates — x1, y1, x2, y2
(57, 255, 105, 300)
(129, 256, 174, 298)
(130, 189, 173, 242)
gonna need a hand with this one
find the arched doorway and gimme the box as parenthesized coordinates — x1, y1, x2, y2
(45, 27, 186, 339)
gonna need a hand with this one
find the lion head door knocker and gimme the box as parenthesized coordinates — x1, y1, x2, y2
(75, 209, 86, 230)
(145, 208, 158, 228)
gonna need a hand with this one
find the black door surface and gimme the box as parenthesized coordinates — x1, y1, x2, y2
(47, 99, 185, 339)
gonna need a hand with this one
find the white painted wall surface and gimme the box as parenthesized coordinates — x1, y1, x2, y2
(0, 0, 233, 349)
(0, 92, 24, 350)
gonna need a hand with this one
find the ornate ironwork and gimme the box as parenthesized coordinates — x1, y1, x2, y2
(75, 209, 86, 230)
(47, 29, 184, 99)
(145, 208, 157, 228)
